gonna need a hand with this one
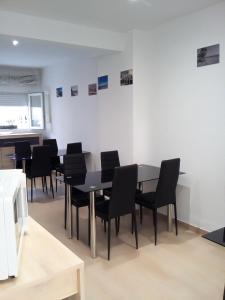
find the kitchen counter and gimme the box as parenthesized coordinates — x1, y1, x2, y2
(0, 132, 42, 169)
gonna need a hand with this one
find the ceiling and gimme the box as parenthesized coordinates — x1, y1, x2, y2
(0, 0, 222, 32)
(0, 35, 114, 68)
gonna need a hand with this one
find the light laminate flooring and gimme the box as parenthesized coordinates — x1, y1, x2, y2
(28, 180, 225, 300)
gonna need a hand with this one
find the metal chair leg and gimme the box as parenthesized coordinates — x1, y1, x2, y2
(174, 203, 178, 235)
(133, 212, 138, 249)
(50, 174, 54, 198)
(108, 219, 111, 260)
(31, 178, 33, 203)
(153, 209, 157, 245)
(76, 207, 79, 240)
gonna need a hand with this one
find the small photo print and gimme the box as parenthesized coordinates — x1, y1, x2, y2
(197, 44, 220, 67)
(56, 87, 63, 97)
(121, 69, 133, 86)
(98, 75, 108, 90)
(71, 85, 78, 97)
(88, 83, 97, 96)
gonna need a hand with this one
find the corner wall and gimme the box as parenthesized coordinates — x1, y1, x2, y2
(133, 2, 225, 231)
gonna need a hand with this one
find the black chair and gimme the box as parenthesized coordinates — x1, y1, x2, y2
(64, 154, 104, 243)
(67, 142, 82, 154)
(15, 141, 31, 169)
(57, 142, 83, 176)
(101, 150, 120, 170)
(43, 139, 60, 191)
(100, 150, 120, 197)
(25, 146, 54, 202)
(95, 164, 138, 260)
(136, 158, 180, 245)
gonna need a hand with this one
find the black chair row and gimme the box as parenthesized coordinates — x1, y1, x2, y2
(14, 140, 83, 201)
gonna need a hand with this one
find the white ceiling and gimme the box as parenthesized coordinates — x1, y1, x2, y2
(0, 35, 114, 68)
(0, 0, 222, 32)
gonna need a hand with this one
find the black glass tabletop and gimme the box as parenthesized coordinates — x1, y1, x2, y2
(57, 149, 90, 156)
(57, 164, 184, 193)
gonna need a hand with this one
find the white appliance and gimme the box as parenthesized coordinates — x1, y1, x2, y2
(0, 169, 28, 280)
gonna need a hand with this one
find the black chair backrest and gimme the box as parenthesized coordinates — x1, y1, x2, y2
(15, 141, 31, 158)
(66, 142, 82, 155)
(43, 139, 58, 156)
(31, 146, 51, 176)
(101, 150, 120, 171)
(63, 154, 86, 176)
(109, 164, 137, 218)
(155, 158, 180, 207)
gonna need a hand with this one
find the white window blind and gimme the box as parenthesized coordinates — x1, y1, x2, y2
(0, 93, 28, 107)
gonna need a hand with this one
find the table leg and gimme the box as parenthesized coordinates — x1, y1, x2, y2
(167, 204, 173, 232)
(22, 159, 26, 173)
(67, 184, 72, 239)
(90, 191, 96, 258)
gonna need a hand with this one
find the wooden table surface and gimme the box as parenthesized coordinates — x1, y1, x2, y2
(0, 217, 85, 300)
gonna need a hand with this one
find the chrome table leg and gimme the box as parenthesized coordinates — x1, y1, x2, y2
(90, 190, 97, 258)
(67, 184, 72, 239)
(167, 204, 173, 232)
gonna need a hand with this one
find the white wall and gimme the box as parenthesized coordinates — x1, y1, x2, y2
(133, 2, 225, 231)
(42, 58, 99, 169)
(96, 33, 134, 168)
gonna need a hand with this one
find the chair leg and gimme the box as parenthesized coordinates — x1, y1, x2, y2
(88, 205, 90, 246)
(64, 184, 67, 229)
(131, 214, 134, 234)
(34, 178, 36, 189)
(104, 220, 106, 233)
(115, 218, 117, 235)
(76, 207, 79, 240)
(108, 219, 111, 260)
(55, 171, 58, 192)
(31, 178, 33, 203)
(153, 209, 158, 245)
(140, 205, 143, 224)
(133, 212, 138, 249)
(44, 176, 48, 193)
(115, 218, 120, 236)
(41, 177, 45, 192)
(117, 217, 120, 235)
(174, 203, 178, 235)
(50, 174, 54, 198)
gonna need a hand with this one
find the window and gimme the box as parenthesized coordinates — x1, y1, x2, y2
(28, 93, 44, 129)
(0, 92, 45, 130)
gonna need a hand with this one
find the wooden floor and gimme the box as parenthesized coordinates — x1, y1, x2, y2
(28, 179, 225, 300)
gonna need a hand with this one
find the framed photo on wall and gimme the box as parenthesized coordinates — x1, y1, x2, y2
(120, 69, 133, 86)
(197, 44, 220, 67)
(56, 87, 63, 97)
(98, 75, 108, 90)
(71, 85, 78, 96)
(88, 83, 97, 96)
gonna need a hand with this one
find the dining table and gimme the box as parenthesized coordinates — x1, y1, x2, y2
(58, 164, 185, 259)
(8, 149, 90, 172)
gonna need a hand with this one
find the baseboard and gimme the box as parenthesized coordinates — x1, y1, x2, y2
(139, 208, 208, 235)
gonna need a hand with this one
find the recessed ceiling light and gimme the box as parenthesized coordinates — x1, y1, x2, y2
(128, 0, 152, 6)
(12, 40, 19, 46)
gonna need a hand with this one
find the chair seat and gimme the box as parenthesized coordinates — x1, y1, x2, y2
(136, 192, 156, 209)
(95, 200, 110, 220)
(50, 156, 60, 170)
(71, 190, 105, 208)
